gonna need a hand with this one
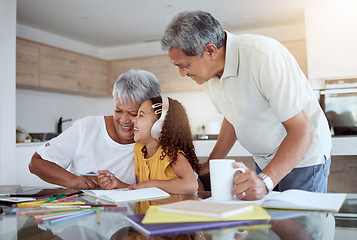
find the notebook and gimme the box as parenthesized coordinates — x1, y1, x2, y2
(0, 197, 37, 206)
(142, 203, 270, 224)
(158, 200, 253, 219)
(10, 188, 82, 197)
(126, 214, 268, 237)
(82, 187, 169, 203)
(207, 190, 347, 212)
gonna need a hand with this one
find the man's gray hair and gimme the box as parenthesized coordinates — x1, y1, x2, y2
(112, 69, 161, 104)
(161, 10, 225, 58)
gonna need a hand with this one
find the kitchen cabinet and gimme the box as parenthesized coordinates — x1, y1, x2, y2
(77, 54, 108, 95)
(16, 38, 40, 87)
(109, 55, 203, 94)
(39, 44, 78, 92)
(16, 38, 307, 95)
(109, 41, 307, 94)
(16, 38, 108, 96)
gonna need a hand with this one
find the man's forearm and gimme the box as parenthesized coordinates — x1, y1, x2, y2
(261, 110, 313, 186)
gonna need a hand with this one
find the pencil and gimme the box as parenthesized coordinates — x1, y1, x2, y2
(18, 207, 81, 216)
(34, 208, 99, 221)
(49, 210, 96, 224)
(17, 202, 86, 208)
(86, 204, 118, 207)
(37, 209, 94, 224)
(55, 194, 78, 202)
(17, 199, 51, 206)
(96, 209, 100, 224)
(44, 193, 66, 203)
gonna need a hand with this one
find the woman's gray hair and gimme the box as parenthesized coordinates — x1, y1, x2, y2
(161, 10, 225, 58)
(112, 69, 161, 104)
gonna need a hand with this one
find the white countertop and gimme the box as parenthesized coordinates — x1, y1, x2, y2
(17, 137, 357, 156)
(16, 142, 43, 147)
(194, 136, 357, 157)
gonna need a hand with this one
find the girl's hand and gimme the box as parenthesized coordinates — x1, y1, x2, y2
(97, 170, 118, 190)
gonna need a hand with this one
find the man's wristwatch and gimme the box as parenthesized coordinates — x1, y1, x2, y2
(258, 173, 274, 193)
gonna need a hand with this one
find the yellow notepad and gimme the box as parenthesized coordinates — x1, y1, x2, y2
(158, 200, 253, 219)
(142, 203, 270, 224)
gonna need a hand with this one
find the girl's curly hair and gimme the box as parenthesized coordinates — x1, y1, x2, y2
(142, 96, 200, 174)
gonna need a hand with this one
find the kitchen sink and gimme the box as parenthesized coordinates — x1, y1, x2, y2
(194, 134, 218, 140)
(29, 132, 59, 142)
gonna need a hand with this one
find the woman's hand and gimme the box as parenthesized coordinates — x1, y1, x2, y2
(97, 170, 118, 190)
(71, 174, 98, 189)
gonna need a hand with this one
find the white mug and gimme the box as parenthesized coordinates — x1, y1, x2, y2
(210, 159, 245, 201)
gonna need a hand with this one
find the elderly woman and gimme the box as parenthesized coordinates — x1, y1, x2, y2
(28, 69, 161, 189)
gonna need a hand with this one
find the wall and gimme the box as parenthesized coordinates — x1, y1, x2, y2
(16, 88, 222, 135)
(16, 89, 113, 133)
(0, 0, 17, 184)
(305, 1, 357, 89)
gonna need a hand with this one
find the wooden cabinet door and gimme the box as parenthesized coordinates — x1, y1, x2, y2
(16, 38, 40, 86)
(109, 55, 202, 94)
(77, 55, 108, 96)
(39, 45, 78, 92)
(164, 56, 203, 93)
(109, 57, 138, 94)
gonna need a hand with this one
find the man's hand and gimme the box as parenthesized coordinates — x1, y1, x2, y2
(231, 162, 268, 200)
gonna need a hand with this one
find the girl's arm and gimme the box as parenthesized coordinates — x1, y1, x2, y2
(131, 153, 198, 194)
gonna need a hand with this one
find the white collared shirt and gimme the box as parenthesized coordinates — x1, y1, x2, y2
(203, 31, 331, 169)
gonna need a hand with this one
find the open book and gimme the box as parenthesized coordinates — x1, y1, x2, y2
(158, 200, 253, 219)
(82, 187, 169, 203)
(208, 189, 347, 212)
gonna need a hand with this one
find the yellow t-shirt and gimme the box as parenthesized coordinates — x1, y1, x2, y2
(134, 142, 180, 182)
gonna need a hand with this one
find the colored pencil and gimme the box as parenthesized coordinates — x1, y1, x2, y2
(49, 210, 96, 224)
(55, 194, 78, 202)
(35, 208, 99, 221)
(37, 209, 94, 224)
(17, 202, 86, 208)
(18, 207, 81, 216)
(44, 193, 66, 203)
(96, 209, 100, 224)
(17, 199, 51, 206)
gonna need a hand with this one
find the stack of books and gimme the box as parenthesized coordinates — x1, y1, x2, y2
(125, 189, 348, 237)
(126, 201, 271, 236)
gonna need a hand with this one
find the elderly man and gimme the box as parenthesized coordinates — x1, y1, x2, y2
(161, 10, 331, 200)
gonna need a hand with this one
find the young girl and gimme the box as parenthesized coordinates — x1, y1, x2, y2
(98, 96, 201, 194)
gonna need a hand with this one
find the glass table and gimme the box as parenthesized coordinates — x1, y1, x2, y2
(1, 189, 356, 240)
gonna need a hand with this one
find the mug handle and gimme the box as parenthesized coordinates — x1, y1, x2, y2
(234, 167, 246, 174)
